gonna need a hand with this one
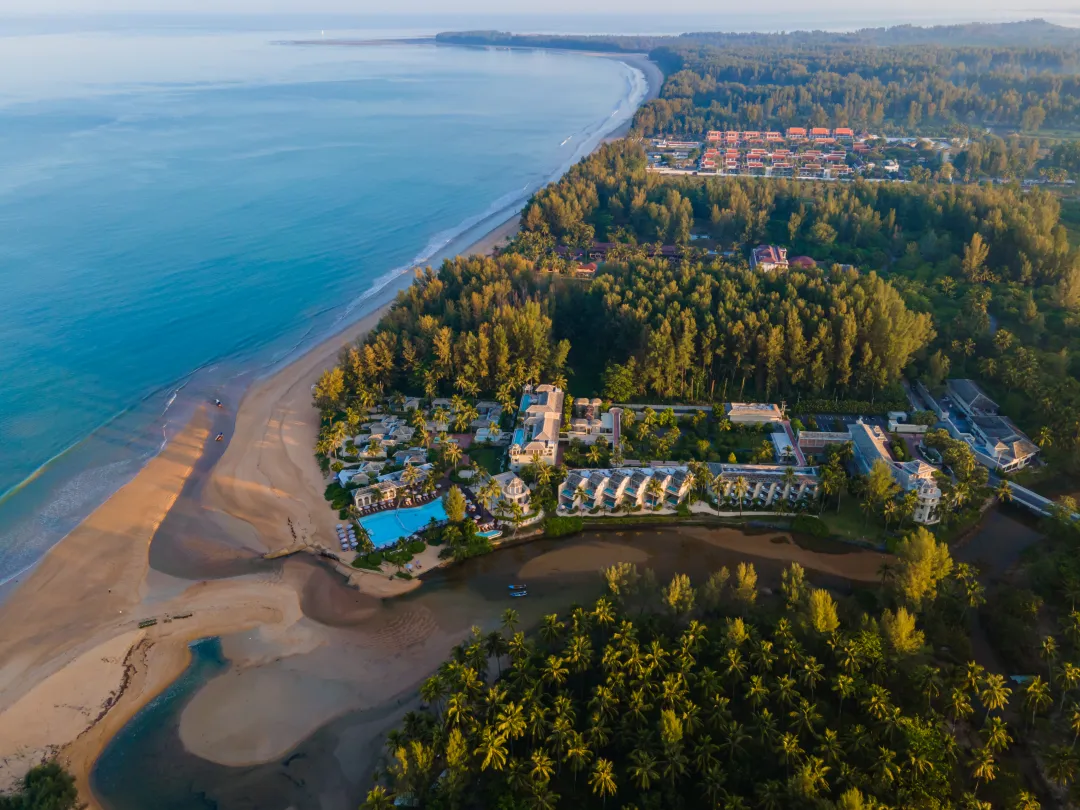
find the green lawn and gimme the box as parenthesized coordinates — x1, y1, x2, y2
(468, 444, 506, 476)
(818, 497, 884, 544)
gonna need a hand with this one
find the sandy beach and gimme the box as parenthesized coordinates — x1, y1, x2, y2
(0, 50, 681, 806)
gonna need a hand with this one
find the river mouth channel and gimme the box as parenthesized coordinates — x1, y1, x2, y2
(91, 524, 891, 810)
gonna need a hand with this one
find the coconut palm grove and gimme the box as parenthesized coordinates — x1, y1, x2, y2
(361, 530, 1080, 810)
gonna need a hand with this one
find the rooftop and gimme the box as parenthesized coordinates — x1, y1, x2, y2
(947, 379, 999, 416)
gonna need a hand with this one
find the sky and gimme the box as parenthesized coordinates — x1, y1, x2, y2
(3, 0, 1077, 18)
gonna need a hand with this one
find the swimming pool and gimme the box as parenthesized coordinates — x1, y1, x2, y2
(359, 499, 448, 548)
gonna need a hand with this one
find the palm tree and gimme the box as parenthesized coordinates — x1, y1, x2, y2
(946, 687, 973, 731)
(589, 758, 617, 807)
(475, 726, 508, 772)
(712, 473, 726, 515)
(479, 479, 502, 512)
(1023, 676, 1051, 725)
(530, 749, 555, 784)
(587, 445, 603, 466)
(645, 476, 664, 510)
(444, 442, 463, 471)
(1036, 426, 1053, 449)
(501, 608, 519, 636)
(982, 716, 1012, 754)
(509, 501, 525, 535)
(628, 749, 659, 791)
(565, 734, 592, 787)
(995, 479, 1012, 504)
(360, 785, 394, 810)
(833, 674, 855, 720)
(1046, 744, 1077, 788)
(540, 614, 565, 646)
(733, 476, 749, 517)
(979, 673, 1012, 720)
(781, 466, 797, 511)
(969, 746, 997, 792)
(776, 732, 803, 777)
(1058, 663, 1080, 709)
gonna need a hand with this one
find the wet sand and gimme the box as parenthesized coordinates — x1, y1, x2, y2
(90, 524, 890, 810)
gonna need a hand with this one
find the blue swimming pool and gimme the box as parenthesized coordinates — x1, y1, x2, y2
(359, 499, 448, 548)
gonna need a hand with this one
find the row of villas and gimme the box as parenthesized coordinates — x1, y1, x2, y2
(705, 127, 856, 145)
(560, 466, 695, 511)
(558, 463, 821, 513)
(701, 146, 854, 179)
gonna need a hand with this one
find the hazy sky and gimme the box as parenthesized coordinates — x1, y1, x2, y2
(6, 0, 1076, 17)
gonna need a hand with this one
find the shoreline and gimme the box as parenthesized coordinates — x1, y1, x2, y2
(0, 42, 657, 600)
(0, 49, 660, 805)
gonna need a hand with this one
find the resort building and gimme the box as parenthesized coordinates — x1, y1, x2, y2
(474, 425, 504, 443)
(751, 245, 789, 272)
(797, 431, 852, 454)
(725, 402, 784, 425)
(558, 466, 694, 513)
(492, 471, 530, 510)
(706, 463, 820, 507)
(566, 401, 622, 447)
(912, 480, 943, 525)
(470, 402, 503, 429)
(392, 448, 429, 467)
(353, 480, 400, 509)
(509, 383, 565, 470)
(944, 379, 1040, 472)
(946, 379, 1000, 419)
(849, 419, 941, 525)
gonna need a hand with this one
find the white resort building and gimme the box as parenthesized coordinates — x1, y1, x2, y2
(849, 419, 942, 525)
(725, 402, 784, 425)
(353, 480, 401, 509)
(706, 463, 820, 508)
(565, 399, 622, 446)
(492, 471, 530, 510)
(509, 383, 565, 470)
(558, 466, 695, 512)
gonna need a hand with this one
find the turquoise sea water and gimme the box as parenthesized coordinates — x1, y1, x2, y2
(0, 20, 643, 585)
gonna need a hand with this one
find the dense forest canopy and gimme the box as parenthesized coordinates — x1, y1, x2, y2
(439, 21, 1080, 137)
(638, 44, 1080, 137)
(563, 260, 933, 403)
(318, 248, 930, 414)
(521, 142, 1074, 285)
(435, 19, 1080, 53)
(514, 140, 1080, 465)
(365, 543, 1062, 810)
(317, 255, 572, 405)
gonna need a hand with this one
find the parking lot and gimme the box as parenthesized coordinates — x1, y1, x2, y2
(802, 413, 889, 433)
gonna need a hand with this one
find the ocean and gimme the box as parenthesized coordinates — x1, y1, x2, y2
(0, 18, 645, 586)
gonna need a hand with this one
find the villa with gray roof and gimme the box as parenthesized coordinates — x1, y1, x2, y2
(509, 384, 565, 470)
(558, 466, 695, 513)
